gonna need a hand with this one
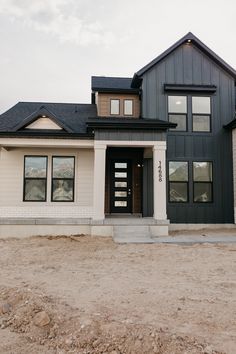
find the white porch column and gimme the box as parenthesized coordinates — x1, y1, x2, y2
(153, 142, 167, 220)
(93, 144, 107, 220)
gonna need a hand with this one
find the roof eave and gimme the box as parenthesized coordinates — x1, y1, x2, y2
(86, 117, 176, 131)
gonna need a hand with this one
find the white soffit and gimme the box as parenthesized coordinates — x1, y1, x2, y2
(25, 117, 62, 130)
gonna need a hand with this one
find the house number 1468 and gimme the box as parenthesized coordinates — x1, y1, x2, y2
(158, 161, 162, 182)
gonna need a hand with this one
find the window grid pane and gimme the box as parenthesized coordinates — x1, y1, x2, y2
(169, 114, 187, 131)
(110, 99, 120, 115)
(124, 100, 133, 115)
(192, 97, 211, 114)
(169, 182, 188, 202)
(168, 96, 187, 113)
(52, 157, 74, 178)
(24, 179, 46, 201)
(194, 182, 212, 202)
(52, 179, 74, 201)
(25, 156, 47, 178)
(169, 162, 188, 181)
(193, 162, 212, 181)
(192, 115, 210, 132)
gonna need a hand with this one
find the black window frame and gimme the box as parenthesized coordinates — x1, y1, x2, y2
(23, 155, 48, 202)
(51, 156, 75, 202)
(193, 161, 213, 203)
(191, 96, 211, 133)
(110, 99, 120, 115)
(168, 161, 189, 203)
(168, 95, 188, 132)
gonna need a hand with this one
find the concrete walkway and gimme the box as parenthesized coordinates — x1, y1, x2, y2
(114, 234, 236, 244)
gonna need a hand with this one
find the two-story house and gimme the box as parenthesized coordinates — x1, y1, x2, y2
(0, 32, 235, 238)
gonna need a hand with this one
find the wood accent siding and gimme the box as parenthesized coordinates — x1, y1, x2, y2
(97, 93, 140, 118)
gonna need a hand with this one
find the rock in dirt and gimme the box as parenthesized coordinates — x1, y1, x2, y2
(33, 311, 50, 327)
(204, 345, 214, 354)
(1, 303, 12, 314)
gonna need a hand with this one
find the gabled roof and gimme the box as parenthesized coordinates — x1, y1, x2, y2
(91, 76, 139, 94)
(0, 102, 97, 135)
(131, 32, 236, 88)
(13, 105, 73, 132)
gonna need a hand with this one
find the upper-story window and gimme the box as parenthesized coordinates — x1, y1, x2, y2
(168, 96, 187, 131)
(110, 99, 120, 115)
(192, 97, 211, 132)
(124, 99, 133, 116)
(168, 95, 211, 132)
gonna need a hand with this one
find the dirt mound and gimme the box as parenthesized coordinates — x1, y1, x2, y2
(0, 287, 224, 354)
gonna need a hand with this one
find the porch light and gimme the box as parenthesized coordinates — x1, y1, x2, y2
(187, 39, 191, 43)
(42, 115, 46, 118)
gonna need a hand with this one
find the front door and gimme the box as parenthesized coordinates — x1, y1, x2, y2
(110, 160, 132, 213)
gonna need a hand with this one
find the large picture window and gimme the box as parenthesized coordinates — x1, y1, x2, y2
(192, 97, 211, 132)
(24, 156, 47, 201)
(169, 161, 188, 202)
(168, 96, 187, 131)
(193, 162, 213, 202)
(52, 157, 75, 202)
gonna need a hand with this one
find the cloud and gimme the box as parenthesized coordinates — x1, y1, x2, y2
(0, 0, 115, 46)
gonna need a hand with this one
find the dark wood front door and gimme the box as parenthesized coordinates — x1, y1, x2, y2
(110, 160, 132, 213)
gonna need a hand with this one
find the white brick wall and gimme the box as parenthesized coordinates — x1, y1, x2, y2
(0, 147, 94, 218)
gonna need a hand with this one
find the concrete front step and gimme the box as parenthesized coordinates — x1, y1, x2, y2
(113, 225, 154, 243)
(104, 217, 168, 226)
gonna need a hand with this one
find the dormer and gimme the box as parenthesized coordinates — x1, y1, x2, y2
(91, 76, 140, 118)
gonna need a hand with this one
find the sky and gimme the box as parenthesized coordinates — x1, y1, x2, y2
(0, 0, 235, 113)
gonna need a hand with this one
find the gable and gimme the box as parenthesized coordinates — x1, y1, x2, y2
(25, 117, 63, 130)
(132, 32, 236, 87)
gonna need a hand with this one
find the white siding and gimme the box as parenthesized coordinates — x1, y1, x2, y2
(0, 147, 94, 218)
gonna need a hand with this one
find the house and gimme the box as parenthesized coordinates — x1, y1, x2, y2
(0, 32, 236, 238)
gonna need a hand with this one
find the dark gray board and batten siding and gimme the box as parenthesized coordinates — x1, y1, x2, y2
(141, 43, 235, 223)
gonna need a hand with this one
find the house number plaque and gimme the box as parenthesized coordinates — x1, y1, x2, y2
(158, 161, 162, 182)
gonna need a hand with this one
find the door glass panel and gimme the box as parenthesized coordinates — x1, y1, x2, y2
(115, 201, 127, 207)
(115, 162, 127, 169)
(115, 181, 127, 188)
(115, 191, 127, 197)
(115, 172, 127, 178)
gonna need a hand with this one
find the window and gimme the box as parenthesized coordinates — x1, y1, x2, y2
(169, 161, 188, 202)
(193, 162, 213, 202)
(124, 99, 133, 115)
(192, 97, 211, 132)
(24, 156, 47, 201)
(52, 157, 75, 202)
(110, 99, 120, 115)
(168, 96, 187, 131)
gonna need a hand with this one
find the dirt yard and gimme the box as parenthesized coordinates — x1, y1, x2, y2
(0, 235, 236, 353)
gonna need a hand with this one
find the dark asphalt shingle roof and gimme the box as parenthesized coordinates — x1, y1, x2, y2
(91, 76, 139, 93)
(0, 102, 97, 134)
